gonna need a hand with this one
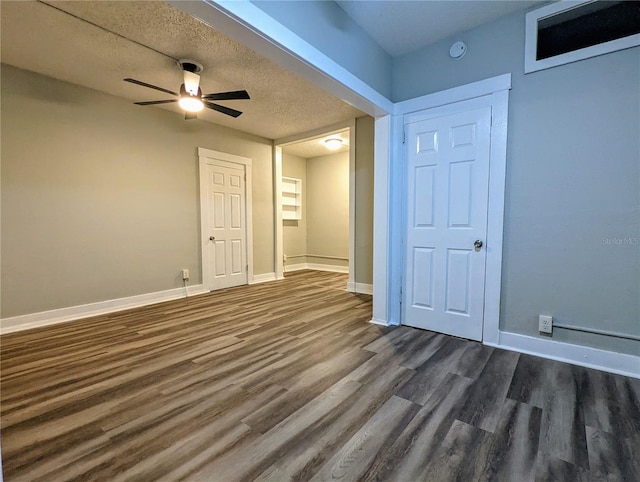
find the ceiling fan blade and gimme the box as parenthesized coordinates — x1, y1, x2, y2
(134, 99, 178, 106)
(185, 111, 198, 120)
(202, 90, 250, 101)
(124, 78, 178, 96)
(204, 101, 243, 118)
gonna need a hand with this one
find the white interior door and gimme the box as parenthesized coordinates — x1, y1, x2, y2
(205, 162, 248, 290)
(403, 107, 491, 341)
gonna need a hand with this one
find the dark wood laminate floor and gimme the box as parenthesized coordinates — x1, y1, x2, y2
(1, 270, 639, 481)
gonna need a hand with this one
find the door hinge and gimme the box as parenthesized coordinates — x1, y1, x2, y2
(246, 264, 249, 273)
(402, 128, 406, 144)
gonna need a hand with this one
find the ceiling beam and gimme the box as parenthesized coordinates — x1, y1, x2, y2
(168, 0, 394, 118)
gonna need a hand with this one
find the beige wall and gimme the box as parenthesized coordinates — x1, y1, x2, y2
(354, 116, 374, 285)
(306, 151, 350, 268)
(282, 152, 307, 266)
(1, 65, 274, 318)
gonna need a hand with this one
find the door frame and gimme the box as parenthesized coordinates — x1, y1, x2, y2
(394, 74, 511, 344)
(198, 147, 254, 290)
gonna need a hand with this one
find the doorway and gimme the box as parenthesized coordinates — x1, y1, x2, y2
(274, 123, 356, 289)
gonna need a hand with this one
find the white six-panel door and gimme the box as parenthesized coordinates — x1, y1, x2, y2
(403, 107, 491, 341)
(205, 162, 248, 290)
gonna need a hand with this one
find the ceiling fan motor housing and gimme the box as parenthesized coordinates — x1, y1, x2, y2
(178, 59, 203, 74)
(178, 60, 203, 96)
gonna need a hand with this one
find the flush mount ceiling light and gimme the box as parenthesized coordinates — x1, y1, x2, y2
(325, 138, 343, 150)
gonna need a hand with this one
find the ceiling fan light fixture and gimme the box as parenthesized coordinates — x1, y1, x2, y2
(179, 95, 204, 112)
(325, 138, 343, 150)
(178, 83, 204, 112)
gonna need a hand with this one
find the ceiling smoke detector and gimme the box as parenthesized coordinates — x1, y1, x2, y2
(449, 41, 467, 59)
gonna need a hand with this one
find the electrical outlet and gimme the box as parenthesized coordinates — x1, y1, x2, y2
(539, 315, 553, 334)
(182, 269, 189, 281)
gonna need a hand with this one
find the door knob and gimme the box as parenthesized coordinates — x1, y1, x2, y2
(474, 239, 483, 249)
(209, 236, 215, 241)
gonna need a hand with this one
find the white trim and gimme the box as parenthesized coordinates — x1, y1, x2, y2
(275, 121, 357, 147)
(348, 122, 357, 292)
(274, 145, 285, 280)
(483, 89, 509, 345)
(347, 282, 373, 295)
(170, 0, 393, 117)
(372, 115, 391, 325)
(0, 285, 208, 335)
(198, 147, 253, 166)
(525, 0, 640, 74)
(394, 76, 511, 344)
(369, 318, 389, 327)
(403, 95, 492, 125)
(491, 331, 640, 380)
(307, 263, 349, 274)
(395, 74, 511, 116)
(284, 263, 310, 273)
(198, 148, 254, 288)
(387, 114, 404, 327)
(249, 272, 277, 285)
(285, 263, 349, 274)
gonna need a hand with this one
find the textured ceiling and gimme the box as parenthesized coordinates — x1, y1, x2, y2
(2, 1, 549, 141)
(337, 0, 545, 56)
(0, 1, 365, 140)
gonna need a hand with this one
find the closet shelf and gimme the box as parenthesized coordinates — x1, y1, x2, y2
(282, 177, 302, 220)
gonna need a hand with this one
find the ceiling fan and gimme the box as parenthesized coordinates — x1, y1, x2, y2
(124, 60, 250, 120)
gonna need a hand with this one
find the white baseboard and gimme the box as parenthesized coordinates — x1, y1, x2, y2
(285, 263, 349, 274)
(307, 263, 349, 274)
(249, 272, 277, 284)
(0, 284, 208, 335)
(370, 318, 389, 326)
(491, 331, 640, 379)
(283, 263, 308, 273)
(347, 282, 373, 295)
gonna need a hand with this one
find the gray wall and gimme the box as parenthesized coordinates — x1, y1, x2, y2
(1, 65, 274, 318)
(282, 152, 308, 266)
(393, 12, 640, 355)
(252, 0, 392, 99)
(354, 116, 374, 285)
